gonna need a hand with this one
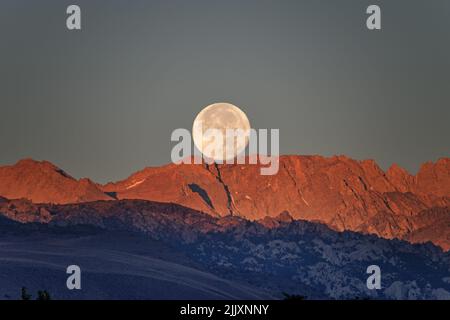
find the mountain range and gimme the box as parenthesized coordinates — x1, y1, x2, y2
(0, 155, 450, 299)
(0, 156, 449, 250)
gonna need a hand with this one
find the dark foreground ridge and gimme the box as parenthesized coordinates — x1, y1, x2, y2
(1, 198, 449, 300)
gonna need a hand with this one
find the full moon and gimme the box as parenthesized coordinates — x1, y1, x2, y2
(192, 102, 251, 162)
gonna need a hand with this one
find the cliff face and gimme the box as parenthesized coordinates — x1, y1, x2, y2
(102, 155, 449, 232)
(100, 155, 450, 249)
(1, 156, 449, 249)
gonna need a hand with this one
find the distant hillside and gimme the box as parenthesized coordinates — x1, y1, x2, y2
(1, 198, 449, 300)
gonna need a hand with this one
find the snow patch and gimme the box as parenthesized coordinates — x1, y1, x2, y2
(126, 179, 145, 189)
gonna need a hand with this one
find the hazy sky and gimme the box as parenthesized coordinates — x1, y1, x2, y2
(1, 0, 449, 182)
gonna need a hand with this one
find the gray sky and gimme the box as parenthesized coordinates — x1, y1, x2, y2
(1, 0, 449, 183)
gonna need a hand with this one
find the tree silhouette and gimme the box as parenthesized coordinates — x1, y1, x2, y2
(21, 287, 32, 300)
(282, 292, 307, 300)
(36, 290, 51, 300)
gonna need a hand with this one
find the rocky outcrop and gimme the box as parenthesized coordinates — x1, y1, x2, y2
(100, 155, 450, 247)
